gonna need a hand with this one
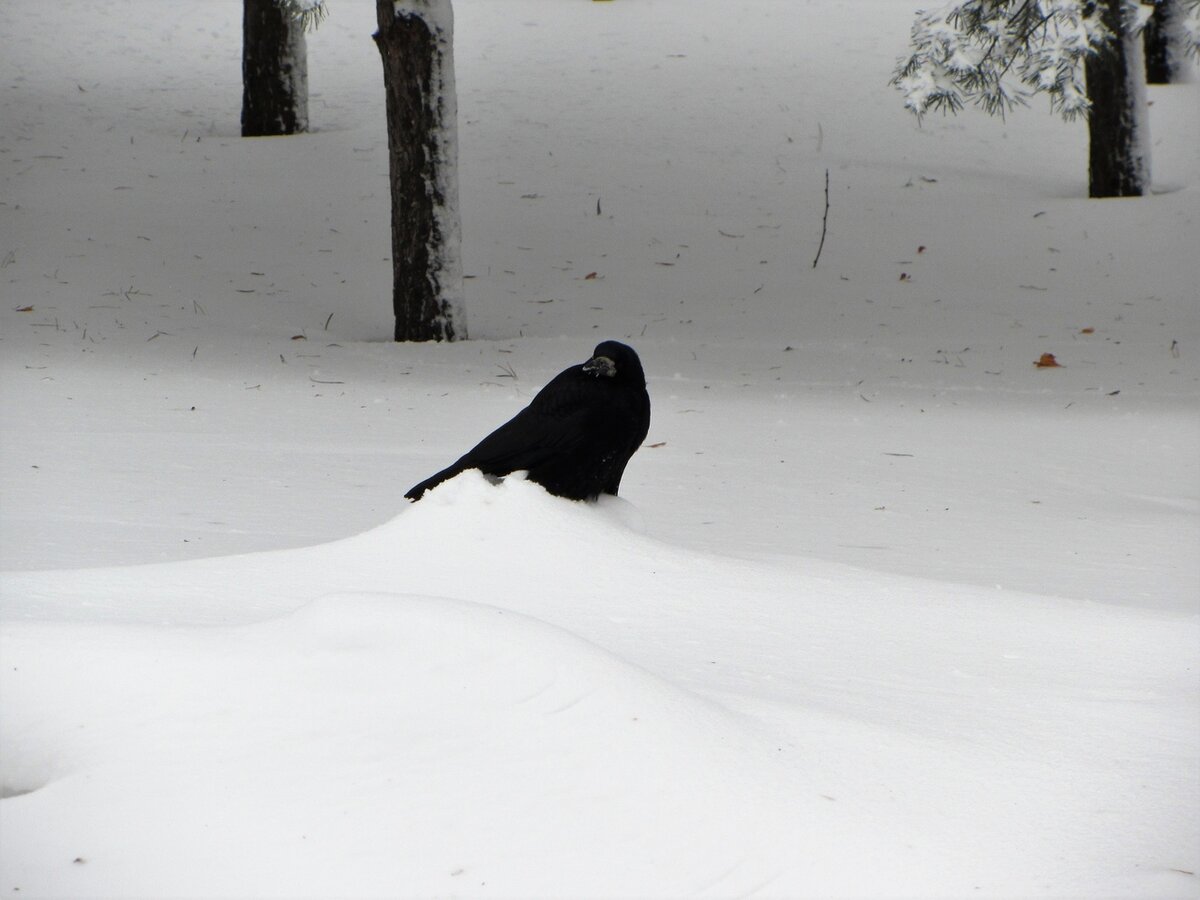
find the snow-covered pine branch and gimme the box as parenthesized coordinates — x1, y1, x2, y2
(1181, 0, 1200, 58)
(892, 0, 1200, 196)
(893, 1, 1199, 120)
(891, 0, 1119, 120)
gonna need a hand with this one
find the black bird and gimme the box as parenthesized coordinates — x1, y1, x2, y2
(405, 340, 651, 502)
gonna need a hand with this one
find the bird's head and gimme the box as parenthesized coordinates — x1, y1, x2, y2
(583, 340, 644, 384)
(582, 353, 616, 378)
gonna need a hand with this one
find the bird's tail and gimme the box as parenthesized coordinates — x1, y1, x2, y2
(404, 465, 463, 502)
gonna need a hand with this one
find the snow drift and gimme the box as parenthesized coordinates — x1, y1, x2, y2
(3, 477, 1197, 897)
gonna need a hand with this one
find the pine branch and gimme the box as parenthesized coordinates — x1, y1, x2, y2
(891, 0, 1127, 123)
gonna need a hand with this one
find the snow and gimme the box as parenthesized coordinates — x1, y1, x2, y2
(2, 1, 1198, 897)
(5, 476, 1198, 896)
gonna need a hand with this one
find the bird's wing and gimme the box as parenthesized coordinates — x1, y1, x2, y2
(455, 379, 596, 474)
(406, 369, 599, 502)
(406, 370, 600, 501)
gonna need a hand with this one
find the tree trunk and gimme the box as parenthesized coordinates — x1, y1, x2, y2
(1143, 0, 1188, 83)
(242, 0, 309, 137)
(374, 0, 465, 342)
(1084, 0, 1150, 198)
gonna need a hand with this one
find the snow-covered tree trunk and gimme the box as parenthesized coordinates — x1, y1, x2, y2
(1085, 0, 1151, 196)
(242, 0, 310, 137)
(374, 0, 465, 343)
(1143, 0, 1191, 82)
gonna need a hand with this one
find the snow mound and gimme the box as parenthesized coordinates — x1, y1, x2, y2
(3, 591, 843, 898)
(2, 475, 1198, 897)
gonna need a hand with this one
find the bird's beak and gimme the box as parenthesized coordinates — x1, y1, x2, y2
(582, 355, 616, 378)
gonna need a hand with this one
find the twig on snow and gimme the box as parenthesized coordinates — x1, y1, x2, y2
(812, 168, 830, 269)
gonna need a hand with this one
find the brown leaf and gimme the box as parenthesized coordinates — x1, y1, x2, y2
(291, 334, 307, 341)
(1080, 327, 1095, 334)
(15, 305, 33, 312)
(1034, 352, 1062, 368)
(584, 272, 598, 280)
(646, 441, 667, 448)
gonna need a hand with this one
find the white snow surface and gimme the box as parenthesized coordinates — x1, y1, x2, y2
(1, 1, 1198, 898)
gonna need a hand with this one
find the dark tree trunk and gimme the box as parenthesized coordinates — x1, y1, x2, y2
(1084, 0, 1149, 198)
(374, 1, 464, 342)
(1143, 0, 1186, 83)
(242, 0, 309, 137)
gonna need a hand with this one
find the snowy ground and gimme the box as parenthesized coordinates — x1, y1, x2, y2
(2, 1, 1198, 897)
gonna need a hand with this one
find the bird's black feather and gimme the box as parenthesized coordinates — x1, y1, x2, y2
(406, 341, 651, 502)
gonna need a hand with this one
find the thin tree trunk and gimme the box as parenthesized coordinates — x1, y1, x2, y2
(374, 0, 465, 342)
(1084, 0, 1150, 197)
(242, 0, 309, 137)
(1143, 0, 1187, 83)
